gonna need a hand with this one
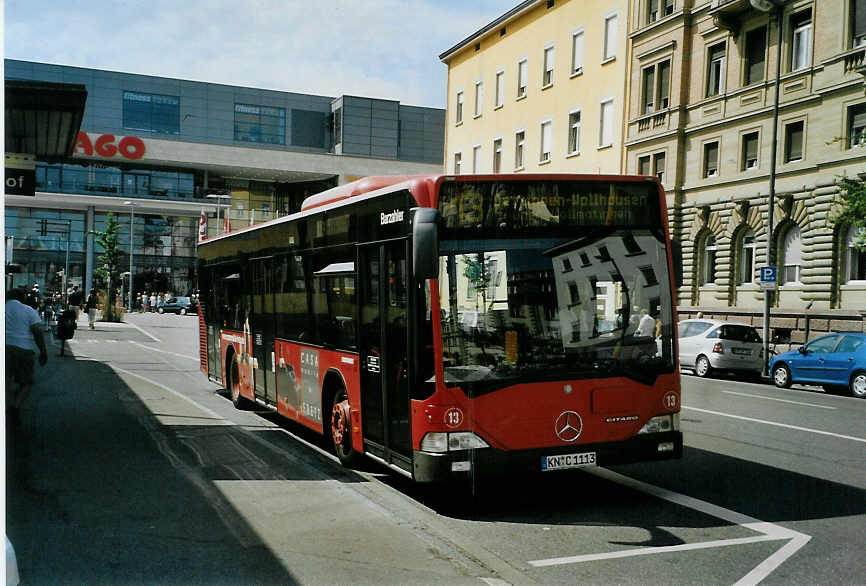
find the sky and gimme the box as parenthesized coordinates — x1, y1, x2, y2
(3, 0, 512, 109)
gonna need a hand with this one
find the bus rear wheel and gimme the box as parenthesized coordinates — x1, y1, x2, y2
(330, 388, 357, 467)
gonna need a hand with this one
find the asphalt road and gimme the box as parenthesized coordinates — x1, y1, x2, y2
(6, 313, 864, 585)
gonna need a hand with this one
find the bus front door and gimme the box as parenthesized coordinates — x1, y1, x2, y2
(359, 241, 412, 472)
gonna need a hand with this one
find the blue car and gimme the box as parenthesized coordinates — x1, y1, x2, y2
(770, 333, 866, 398)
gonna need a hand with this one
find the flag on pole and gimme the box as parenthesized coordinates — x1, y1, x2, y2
(198, 208, 207, 242)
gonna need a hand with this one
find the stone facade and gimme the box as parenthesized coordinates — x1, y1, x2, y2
(624, 0, 866, 340)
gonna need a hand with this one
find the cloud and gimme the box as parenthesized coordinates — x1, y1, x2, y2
(4, 0, 509, 107)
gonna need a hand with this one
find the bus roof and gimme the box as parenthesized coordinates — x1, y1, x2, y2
(199, 173, 662, 245)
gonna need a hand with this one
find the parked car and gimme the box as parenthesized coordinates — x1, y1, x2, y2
(678, 319, 764, 379)
(769, 333, 866, 398)
(157, 296, 197, 315)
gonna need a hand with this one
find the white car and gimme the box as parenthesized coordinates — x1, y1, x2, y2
(678, 319, 764, 379)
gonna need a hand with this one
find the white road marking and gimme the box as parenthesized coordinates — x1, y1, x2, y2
(529, 467, 810, 585)
(126, 320, 161, 342)
(111, 365, 227, 422)
(130, 340, 198, 361)
(722, 390, 835, 409)
(683, 406, 866, 443)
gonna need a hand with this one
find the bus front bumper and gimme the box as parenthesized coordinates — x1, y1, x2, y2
(412, 431, 682, 483)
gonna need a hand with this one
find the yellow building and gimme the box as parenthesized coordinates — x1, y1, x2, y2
(440, 0, 630, 175)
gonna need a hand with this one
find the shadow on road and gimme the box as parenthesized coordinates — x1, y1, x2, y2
(6, 349, 297, 585)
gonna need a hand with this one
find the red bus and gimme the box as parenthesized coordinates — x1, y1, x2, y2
(197, 174, 682, 482)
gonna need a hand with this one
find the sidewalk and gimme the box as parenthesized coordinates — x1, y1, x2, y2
(4, 339, 291, 583)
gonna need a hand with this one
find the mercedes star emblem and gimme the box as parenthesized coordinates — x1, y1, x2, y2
(554, 410, 583, 442)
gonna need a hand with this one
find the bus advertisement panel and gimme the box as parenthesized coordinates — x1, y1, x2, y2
(197, 174, 681, 483)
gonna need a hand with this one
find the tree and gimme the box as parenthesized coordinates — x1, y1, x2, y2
(832, 175, 866, 251)
(92, 212, 123, 322)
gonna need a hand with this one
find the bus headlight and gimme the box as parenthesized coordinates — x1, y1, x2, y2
(420, 432, 490, 453)
(637, 413, 679, 434)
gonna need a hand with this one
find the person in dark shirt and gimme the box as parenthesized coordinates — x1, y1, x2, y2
(67, 285, 83, 320)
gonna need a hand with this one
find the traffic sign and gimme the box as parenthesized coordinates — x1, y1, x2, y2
(759, 266, 777, 290)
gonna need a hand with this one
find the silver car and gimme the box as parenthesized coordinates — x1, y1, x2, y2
(678, 319, 764, 379)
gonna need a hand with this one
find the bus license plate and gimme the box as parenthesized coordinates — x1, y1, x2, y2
(542, 451, 597, 471)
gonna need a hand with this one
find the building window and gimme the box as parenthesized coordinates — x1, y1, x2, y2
(638, 152, 665, 181)
(739, 229, 757, 285)
(603, 14, 618, 61)
(784, 120, 804, 162)
(517, 59, 528, 98)
(701, 234, 717, 285)
(848, 103, 866, 148)
(780, 224, 802, 284)
(642, 59, 670, 114)
(648, 0, 674, 23)
(703, 141, 719, 177)
(543, 46, 555, 86)
(493, 138, 503, 173)
(571, 30, 585, 74)
(653, 152, 666, 183)
(744, 26, 767, 85)
(540, 120, 553, 162)
(454, 152, 462, 175)
(790, 10, 812, 71)
(333, 107, 342, 145)
(234, 104, 286, 145)
(854, 0, 866, 48)
(472, 145, 482, 173)
(495, 71, 504, 108)
(599, 98, 614, 147)
(515, 130, 525, 169)
(474, 81, 483, 117)
(568, 110, 581, 155)
(846, 225, 866, 282)
(706, 42, 726, 97)
(741, 131, 759, 170)
(123, 91, 180, 134)
(455, 91, 463, 124)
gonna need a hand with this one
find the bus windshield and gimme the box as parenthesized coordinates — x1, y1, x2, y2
(437, 179, 675, 394)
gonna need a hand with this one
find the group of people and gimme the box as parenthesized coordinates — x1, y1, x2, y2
(135, 292, 169, 313)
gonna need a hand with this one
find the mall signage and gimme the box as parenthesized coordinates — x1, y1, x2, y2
(5, 153, 36, 196)
(74, 132, 146, 160)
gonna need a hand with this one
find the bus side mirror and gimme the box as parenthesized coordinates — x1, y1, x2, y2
(412, 208, 439, 280)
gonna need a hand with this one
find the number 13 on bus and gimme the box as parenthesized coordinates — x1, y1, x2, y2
(197, 174, 682, 483)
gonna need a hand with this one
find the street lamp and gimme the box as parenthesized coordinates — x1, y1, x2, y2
(123, 201, 137, 311)
(750, 0, 786, 375)
(206, 193, 232, 234)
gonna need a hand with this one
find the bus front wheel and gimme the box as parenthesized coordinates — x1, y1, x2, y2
(228, 354, 248, 409)
(330, 388, 357, 467)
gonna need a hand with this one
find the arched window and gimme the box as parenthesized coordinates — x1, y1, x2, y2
(846, 225, 866, 282)
(780, 224, 802, 284)
(738, 229, 757, 285)
(701, 234, 717, 285)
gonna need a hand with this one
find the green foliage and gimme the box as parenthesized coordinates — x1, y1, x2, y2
(91, 212, 122, 322)
(832, 175, 866, 251)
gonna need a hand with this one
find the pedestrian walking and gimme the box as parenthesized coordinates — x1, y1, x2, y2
(68, 285, 83, 320)
(149, 293, 157, 312)
(85, 289, 99, 330)
(5, 288, 48, 426)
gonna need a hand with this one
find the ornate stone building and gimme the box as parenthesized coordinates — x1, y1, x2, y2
(624, 0, 866, 341)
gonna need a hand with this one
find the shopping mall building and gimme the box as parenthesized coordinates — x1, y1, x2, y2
(4, 59, 445, 297)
